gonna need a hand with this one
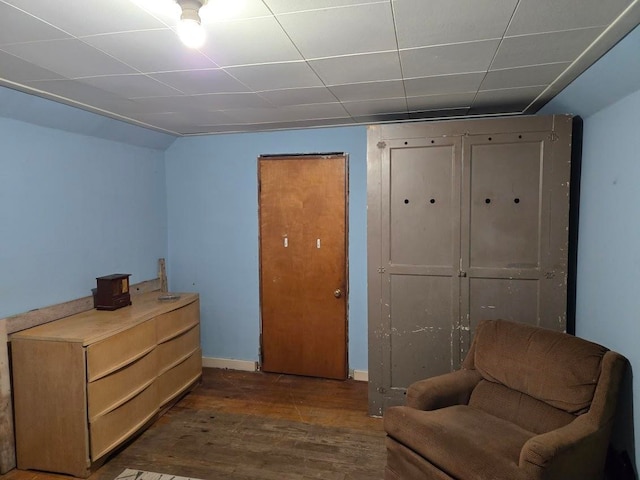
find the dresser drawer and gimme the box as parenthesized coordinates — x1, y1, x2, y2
(90, 381, 158, 460)
(157, 325, 200, 375)
(156, 300, 199, 343)
(87, 349, 157, 422)
(87, 320, 156, 381)
(157, 348, 202, 407)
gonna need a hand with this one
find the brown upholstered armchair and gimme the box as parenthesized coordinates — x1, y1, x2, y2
(384, 319, 627, 480)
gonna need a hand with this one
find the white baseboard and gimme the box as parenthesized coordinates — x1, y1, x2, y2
(351, 369, 369, 382)
(203, 357, 367, 380)
(202, 356, 258, 372)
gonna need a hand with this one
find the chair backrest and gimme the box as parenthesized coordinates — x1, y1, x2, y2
(466, 320, 609, 433)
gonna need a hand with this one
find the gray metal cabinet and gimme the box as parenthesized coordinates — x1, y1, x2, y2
(367, 115, 574, 415)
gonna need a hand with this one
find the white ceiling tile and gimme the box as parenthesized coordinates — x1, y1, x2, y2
(134, 110, 238, 128)
(82, 29, 217, 73)
(408, 108, 469, 119)
(342, 97, 407, 116)
(328, 80, 405, 102)
(272, 117, 356, 128)
(121, 96, 207, 114)
(481, 63, 571, 90)
(200, 0, 273, 21)
(150, 69, 251, 95)
(78, 75, 182, 99)
(2, 39, 136, 78)
(0, 0, 636, 134)
(127, 93, 273, 113)
(0, 51, 64, 82)
(221, 107, 275, 123)
(5, 0, 169, 36)
(221, 117, 355, 133)
(186, 93, 274, 110)
(406, 92, 477, 111)
(470, 86, 545, 114)
(24, 79, 123, 104)
(492, 28, 604, 70)
(225, 103, 348, 123)
(199, 16, 302, 67)
(507, 0, 633, 36)
(404, 73, 485, 97)
(309, 52, 402, 85)
(351, 112, 410, 123)
(84, 97, 159, 116)
(258, 87, 338, 106)
(265, 0, 386, 14)
(400, 40, 500, 78)
(284, 103, 352, 121)
(125, 0, 181, 25)
(225, 62, 324, 90)
(276, 3, 397, 58)
(0, 3, 70, 45)
(393, 0, 518, 48)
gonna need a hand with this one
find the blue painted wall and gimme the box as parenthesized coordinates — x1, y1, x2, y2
(542, 24, 640, 470)
(575, 88, 640, 470)
(0, 116, 168, 319)
(165, 127, 368, 370)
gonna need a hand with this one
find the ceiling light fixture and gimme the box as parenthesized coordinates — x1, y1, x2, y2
(176, 0, 208, 48)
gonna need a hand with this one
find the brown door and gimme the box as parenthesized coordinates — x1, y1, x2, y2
(259, 154, 348, 380)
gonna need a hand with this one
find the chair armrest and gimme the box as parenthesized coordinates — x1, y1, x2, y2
(406, 369, 482, 411)
(520, 415, 609, 478)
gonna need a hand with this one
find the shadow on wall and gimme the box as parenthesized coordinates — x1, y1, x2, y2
(607, 364, 637, 479)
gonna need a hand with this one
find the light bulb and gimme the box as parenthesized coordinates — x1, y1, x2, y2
(177, 18, 206, 48)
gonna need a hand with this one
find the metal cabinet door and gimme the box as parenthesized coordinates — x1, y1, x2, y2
(369, 136, 462, 413)
(367, 116, 573, 416)
(460, 131, 571, 351)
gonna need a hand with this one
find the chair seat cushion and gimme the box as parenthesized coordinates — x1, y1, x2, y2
(469, 379, 575, 434)
(384, 405, 536, 480)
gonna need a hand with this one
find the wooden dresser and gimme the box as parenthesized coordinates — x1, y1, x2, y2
(10, 291, 201, 478)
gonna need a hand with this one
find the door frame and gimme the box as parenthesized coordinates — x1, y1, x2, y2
(257, 153, 350, 377)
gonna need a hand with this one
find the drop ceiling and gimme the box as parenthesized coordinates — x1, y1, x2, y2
(0, 0, 638, 136)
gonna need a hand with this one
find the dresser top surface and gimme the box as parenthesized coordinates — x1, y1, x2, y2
(10, 291, 199, 345)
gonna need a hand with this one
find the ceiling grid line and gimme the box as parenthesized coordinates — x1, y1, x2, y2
(0, 0, 637, 135)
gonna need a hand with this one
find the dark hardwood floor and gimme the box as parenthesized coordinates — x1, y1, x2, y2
(2, 368, 386, 480)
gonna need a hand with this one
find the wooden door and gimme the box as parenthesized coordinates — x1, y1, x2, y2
(259, 154, 348, 380)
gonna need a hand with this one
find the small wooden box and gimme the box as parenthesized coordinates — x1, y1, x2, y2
(95, 274, 131, 310)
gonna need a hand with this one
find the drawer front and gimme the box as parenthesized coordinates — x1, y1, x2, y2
(157, 325, 200, 375)
(90, 381, 158, 460)
(87, 320, 156, 382)
(87, 349, 157, 422)
(156, 300, 199, 343)
(157, 348, 202, 407)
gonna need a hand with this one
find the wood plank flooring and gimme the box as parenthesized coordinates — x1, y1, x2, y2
(1, 368, 385, 480)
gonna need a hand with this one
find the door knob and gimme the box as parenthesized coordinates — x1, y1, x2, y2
(334, 289, 343, 298)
